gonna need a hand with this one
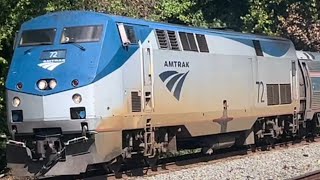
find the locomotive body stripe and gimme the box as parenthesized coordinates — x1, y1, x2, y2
(166, 73, 184, 91)
(173, 71, 189, 100)
(159, 71, 179, 81)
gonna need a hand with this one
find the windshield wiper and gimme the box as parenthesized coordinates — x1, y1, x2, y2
(64, 41, 86, 51)
(24, 42, 53, 54)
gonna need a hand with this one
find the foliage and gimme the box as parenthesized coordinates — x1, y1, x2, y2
(242, 0, 320, 49)
(279, 1, 320, 51)
(155, 0, 249, 30)
(242, 0, 286, 35)
(0, 136, 5, 171)
(79, 0, 159, 19)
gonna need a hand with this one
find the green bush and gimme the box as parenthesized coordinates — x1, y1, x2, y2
(0, 136, 6, 172)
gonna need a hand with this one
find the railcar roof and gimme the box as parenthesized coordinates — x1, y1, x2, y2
(297, 51, 320, 61)
(27, 11, 290, 42)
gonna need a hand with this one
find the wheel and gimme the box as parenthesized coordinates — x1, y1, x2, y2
(145, 153, 159, 172)
(250, 145, 256, 152)
(109, 157, 123, 178)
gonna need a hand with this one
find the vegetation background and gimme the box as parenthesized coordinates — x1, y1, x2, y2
(0, 0, 319, 171)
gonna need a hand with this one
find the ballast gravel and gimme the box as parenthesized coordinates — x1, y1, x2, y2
(136, 142, 320, 180)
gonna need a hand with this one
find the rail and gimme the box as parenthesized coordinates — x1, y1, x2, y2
(289, 169, 320, 180)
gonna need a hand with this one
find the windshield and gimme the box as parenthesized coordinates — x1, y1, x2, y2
(61, 25, 103, 43)
(19, 29, 56, 46)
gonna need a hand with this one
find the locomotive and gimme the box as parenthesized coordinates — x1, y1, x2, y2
(5, 10, 320, 177)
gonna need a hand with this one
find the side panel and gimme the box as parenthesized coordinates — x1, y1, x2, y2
(153, 50, 256, 136)
(254, 56, 298, 114)
(104, 33, 299, 137)
(154, 51, 253, 113)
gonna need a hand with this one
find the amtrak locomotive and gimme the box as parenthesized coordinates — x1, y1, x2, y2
(5, 11, 320, 177)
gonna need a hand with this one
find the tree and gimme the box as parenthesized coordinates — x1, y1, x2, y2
(280, 1, 320, 51)
(242, 0, 292, 35)
(78, 0, 159, 19)
(241, 0, 320, 47)
(154, 0, 249, 30)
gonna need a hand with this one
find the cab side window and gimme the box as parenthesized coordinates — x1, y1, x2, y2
(124, 25, 137, 44)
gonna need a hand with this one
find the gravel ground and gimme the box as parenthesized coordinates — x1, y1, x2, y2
(136, 142, 320, 180)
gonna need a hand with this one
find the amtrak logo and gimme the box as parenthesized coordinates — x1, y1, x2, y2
(38, 59, 65, 71)
(159, 71, 189, 100)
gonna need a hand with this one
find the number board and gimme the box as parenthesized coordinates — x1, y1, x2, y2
(40, 50, 66, 60)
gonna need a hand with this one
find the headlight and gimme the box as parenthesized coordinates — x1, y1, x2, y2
(49, 79, 57, 89)
(72, 94, 82, 104)
(37, 80, 48, 90)
(12, 97, 21, 107)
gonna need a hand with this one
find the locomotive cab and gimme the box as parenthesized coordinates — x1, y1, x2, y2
(5, 11, 120, 176)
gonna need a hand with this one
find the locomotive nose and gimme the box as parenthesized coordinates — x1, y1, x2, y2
(6, 87, 94, 135)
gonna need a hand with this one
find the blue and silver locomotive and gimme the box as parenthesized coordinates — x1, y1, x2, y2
(5, 11, 320, 177)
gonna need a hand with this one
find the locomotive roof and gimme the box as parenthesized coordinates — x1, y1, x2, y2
(110, 14, 289, 42)
(26, 11, 290, 43)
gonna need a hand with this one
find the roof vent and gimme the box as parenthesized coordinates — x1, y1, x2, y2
(167, 31, 180, 50)
(156, 29, 169, 49)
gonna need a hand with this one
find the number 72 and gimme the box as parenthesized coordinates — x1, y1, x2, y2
(49, 51, 58, 58)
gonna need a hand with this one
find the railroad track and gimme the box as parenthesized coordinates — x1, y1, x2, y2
(109, 138, 319, 180)
(3, 138, 320, 180)
(290, 169, 320, 180)
(19, 147, 248, 180)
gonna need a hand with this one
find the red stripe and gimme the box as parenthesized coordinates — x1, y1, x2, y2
(310, 72, 320, 77)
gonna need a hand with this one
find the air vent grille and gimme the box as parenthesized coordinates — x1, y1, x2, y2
(167, 31, 180, 50)
(156, 29, 169, 49)
(280, 84, 291, 104)
(267, 84, 280, 105)
(196, 34, 209, 52)
(131, 92, 141, 112)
